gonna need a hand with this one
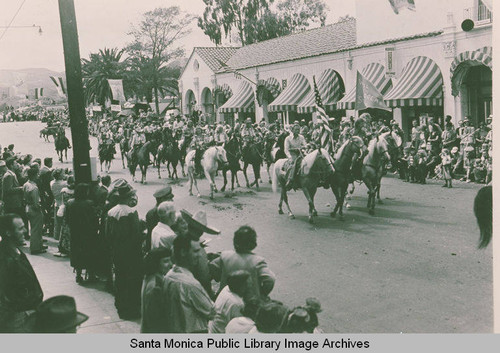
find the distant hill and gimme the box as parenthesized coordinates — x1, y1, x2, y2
(0, 68, 65, 103)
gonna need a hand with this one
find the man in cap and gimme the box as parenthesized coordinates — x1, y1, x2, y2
(162, 235, 215, 333)
(151, 202, 177, 250)
(181, 209, 220, 298)
(145, 186, 174, 251)
(106, 180, 142, 319)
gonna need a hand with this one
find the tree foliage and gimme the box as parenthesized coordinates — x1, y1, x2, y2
(126, 7, 193, 113)
(81, 48, 129, 106)
(198, 0, 328, 46)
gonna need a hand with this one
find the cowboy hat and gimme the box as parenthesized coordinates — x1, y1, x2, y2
(27, 295, 88, 333)
(180, 209, 220, 235)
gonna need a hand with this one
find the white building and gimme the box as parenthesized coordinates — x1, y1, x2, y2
(178, 0, 492, 137)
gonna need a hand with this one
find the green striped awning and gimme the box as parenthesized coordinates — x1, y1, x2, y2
(297, 69, 344, 113)
(336, 63, 393, 110)
(268, 73, 311, 112)
(450, 46, 492, 96)
(213, 83, 233, 100)
(219, 81, 255, 113)
(384, 56, 443, 107)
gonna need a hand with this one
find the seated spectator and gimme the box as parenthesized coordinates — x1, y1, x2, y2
(249, 301, 288, 333)
(210, 225, 275, 301)
(209, 270, 249, 333)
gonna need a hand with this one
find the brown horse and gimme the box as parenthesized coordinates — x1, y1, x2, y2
(54, 133, 71, 163)
(272, 148, 335, 223)
(127, 141, 155, 184)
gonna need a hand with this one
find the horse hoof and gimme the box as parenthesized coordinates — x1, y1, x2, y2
(279, 209, 284, 215)
(189, 192, 193, 196)
(246, 184, 250, 188)
(330, 212, 336, 218)
(289, 214, 295, 220)
(312, 210, 318, 217)
(369, 209, 375, 215)
(197, 193, 201, 198)
(308, 216, 314, 224)
(221, 187, 226, 192)
(346, 204, 352, 209)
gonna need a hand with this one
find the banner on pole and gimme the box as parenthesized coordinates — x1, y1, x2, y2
(108, 79, 126, 102)
(355, 71, 391, 111)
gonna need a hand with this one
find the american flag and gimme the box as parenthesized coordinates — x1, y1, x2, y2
(313, 76, 333, 153)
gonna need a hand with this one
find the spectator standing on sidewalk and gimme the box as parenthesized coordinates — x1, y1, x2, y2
(23, 167, 45, 255)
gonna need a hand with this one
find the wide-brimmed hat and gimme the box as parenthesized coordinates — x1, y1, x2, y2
(111, 179, 136, 200)
(27, 295, 88, 333)
(180, 209, 220, 235)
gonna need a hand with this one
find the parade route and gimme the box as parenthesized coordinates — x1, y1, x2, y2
(0, 121, 492, 333)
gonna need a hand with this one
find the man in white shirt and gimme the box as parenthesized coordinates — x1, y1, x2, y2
(151, 202, 177, 250)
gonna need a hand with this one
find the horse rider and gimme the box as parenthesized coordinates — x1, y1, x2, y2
(129, 127, 146, 160)
(299, 119, 310, 141)
(191, 126, 208, 175)
(240, 118, 257, 151)
(214, 124, 228, 146)
(284, 124, 307, 190)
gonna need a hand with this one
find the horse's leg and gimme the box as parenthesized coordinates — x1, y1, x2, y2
(142, 164, 147, 184)
(193, 172, 200, 197)
(377, 179, 383, 204)
(282, 183, 294, 219)
(221, 168, 228, 192)
(253, 164, 260, 190)
(157, 159, 162, 179)
(301, 183, 315, 223)
(243, 162, 250, 188)
(310, 187, 318, 217)
(188, 168, 194, 196)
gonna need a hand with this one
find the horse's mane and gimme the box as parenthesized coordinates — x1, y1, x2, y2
(334, 140, 349, 160)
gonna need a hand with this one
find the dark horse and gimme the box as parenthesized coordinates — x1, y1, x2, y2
(98, 141, 116, 173)
(40, 126, 58, 142)
(330, 137, 365, 221)
(157, 136, 182, 179)
(221, 135, 242, 192)
(127, 141, 155, 184)
(272, 149, 335, 223)
(242, 140, 264, 189)
(55, 133, 71, 163)
(119, 135, 129, 169)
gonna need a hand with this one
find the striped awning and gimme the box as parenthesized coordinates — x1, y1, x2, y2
(256, 77, 281, 106)
(336, 63, 393, 110)
(384, 56, 443, 107)
(450, 46, 492, 96)
(268, 73, 311, 112)
(219, 81, 255, 113)
(213, 83, 233, 100)
(297, 69, 344, 113)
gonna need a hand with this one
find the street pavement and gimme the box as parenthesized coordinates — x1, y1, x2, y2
(0, 121, 493, 333)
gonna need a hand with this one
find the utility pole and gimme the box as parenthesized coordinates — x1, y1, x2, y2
(58, 0, 91, 184)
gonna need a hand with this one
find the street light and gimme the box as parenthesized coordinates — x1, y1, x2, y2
(0, 24, 43, 35)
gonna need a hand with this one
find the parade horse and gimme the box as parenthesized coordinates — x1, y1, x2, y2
(242, 140, 264, 189)
(221, 135, 242, 192)
(156, 135, 182, 179)
(263, 132, 287, 184)
(329, 137, 366, 221)
(127, 141, 155, 184)
(185, 146, 228, 199)
(358, 132, 398, 215)
(272, 148, 335, 223)
(54, 133, 71, 163)
(40, 126, 58, 142)
(119, 135, 130, 169)
(178, 133, 191, 177)
(98, 140, 116, 173)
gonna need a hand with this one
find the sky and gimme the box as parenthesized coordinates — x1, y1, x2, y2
(0, 0, 356, 72)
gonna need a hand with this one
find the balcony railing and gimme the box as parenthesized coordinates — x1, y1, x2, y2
(464, 4, 492, 24)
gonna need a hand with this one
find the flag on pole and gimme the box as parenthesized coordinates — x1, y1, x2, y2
(388, 0, 416, 14)
(35, 88, 44, 99)
(355, 71, 391, 111)
(50, 76, 66, 97)
(312, 76, 333, 153)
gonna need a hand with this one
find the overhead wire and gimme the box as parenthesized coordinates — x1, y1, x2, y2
(0, 0, 28, 42)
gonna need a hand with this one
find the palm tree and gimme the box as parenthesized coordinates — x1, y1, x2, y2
(81, 48, 129, 106)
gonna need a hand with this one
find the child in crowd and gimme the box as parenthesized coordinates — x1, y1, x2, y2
(440, 148, 452, 188)
(462, 146, 475, 183)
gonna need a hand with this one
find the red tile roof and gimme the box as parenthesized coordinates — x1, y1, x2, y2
(223, 18, 357, 70)
(194, 47, 239, 72)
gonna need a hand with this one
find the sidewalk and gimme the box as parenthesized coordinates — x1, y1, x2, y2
(25, 236, 140, 333)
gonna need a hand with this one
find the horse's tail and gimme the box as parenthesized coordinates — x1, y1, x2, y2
(271, 160, 281, 193)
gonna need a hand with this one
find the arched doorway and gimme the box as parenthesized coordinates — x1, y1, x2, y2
(184, 89, 196, 116)
(201, 87, 214, 123)
(451, 46, 492, 126)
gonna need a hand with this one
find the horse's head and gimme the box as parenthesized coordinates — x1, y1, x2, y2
(377, 132, 398, 164)
(215, 146, 228, 166)
(350, 136, 365, 154)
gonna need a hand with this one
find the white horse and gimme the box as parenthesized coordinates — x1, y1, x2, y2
(185, 146, 228, 199)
